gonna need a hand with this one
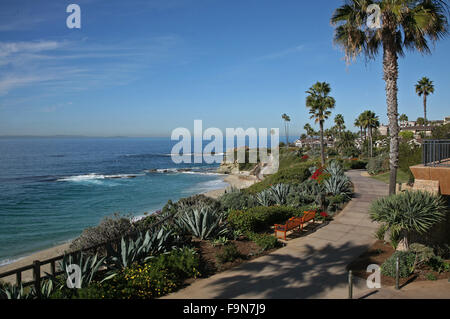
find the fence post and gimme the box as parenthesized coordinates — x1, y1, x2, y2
(348, 270, 353, 299)
(395, 256, 400, 290)
(51, 260, 56, 276)
(33, 260, 42, 298)
(16, 272, 22, 286)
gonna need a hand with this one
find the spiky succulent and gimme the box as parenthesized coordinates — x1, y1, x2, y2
(177, 207, 229, 240)
(105, 227, 174, 273)
(323, 174, 352, 198)
(325, 160, 345, 177)
(269, 184, 291, 206)
(0, 283, 31, 300)
(255, 189, 273, 207)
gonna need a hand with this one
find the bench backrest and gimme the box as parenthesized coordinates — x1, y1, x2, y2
(302, 211, 316, 222)
(286, 217, 302, 229)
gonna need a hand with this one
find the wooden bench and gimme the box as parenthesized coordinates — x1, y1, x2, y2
(274, 211, 316, 240)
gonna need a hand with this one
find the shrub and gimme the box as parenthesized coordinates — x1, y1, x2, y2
(228, 206, 297, 233)
(370, 191, 448, 251)
(245, 162, 312, 193)
(77, 248, 200, 299)
(70, 213, 136, 253)
(427, 256, 450, 273)
(409, 243, 435, 267)
(219, 189, 256, 211)
(177, 194, 221, 211)
(343, 159, 367, 170)
(150, 247, 201, 280)
(425, 273, 437, 281)
(398, 143, 422, 183)
(367, 154, 389, 175)
(215, 243, 241, 264)
(246, 232, 281, 251)
(381, 251, 416, 278)
(89, 263, 178, 299)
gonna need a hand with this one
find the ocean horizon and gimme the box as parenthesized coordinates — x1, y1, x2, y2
(0, 137, 229, 266)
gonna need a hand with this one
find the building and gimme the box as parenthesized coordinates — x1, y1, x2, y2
(295, 137, 334, 148)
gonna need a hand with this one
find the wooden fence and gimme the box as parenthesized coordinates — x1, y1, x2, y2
(0, 212, 175, 297)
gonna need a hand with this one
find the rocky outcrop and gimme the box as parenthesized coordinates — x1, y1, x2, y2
(217, 161, 240, 174)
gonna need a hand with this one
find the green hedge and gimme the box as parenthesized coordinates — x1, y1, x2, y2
(245, 162, 312, 194)
(246, 232, 281, 250)
(228, 206, 298, 232)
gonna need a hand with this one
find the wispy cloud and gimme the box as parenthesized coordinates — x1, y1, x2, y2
(255, 45, 305, 61)
(0, 36, 181, 97)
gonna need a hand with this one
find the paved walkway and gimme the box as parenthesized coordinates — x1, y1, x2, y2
(164, 170, 389, 299)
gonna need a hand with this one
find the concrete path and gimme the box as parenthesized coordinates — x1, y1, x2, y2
(164, 170, 389, 299)
(356, 279, 450, 299)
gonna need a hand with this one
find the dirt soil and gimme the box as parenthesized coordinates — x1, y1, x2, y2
(347, 240, 450, 287)
(190, 239, 275, 278)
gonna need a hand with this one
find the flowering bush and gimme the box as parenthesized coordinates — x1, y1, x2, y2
(310, 166, 330, 184)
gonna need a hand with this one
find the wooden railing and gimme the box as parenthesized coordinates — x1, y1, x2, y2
(0, 212, 175, 296)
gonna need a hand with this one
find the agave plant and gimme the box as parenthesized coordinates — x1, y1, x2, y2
(0, 283, 31, 300)
(325, 160, 345, 177)
(106, 227, 174, 272)
(370, 191, 447, 251)
(269, 184, 291, 206)
(56, 252, 106, 289)
(323, 174, 352, 199)
(300, 179, 324, 204)
(177, 207, 229, 240)
(255, 189, 273, 207)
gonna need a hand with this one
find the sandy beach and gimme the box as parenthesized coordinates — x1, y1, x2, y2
(0, 173, 258, 285)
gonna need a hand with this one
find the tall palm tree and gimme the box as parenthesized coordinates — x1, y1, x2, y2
(354, 117, 363, 140)
(399, 113, 408, 126)
(331, 0, 449, 195)
(415, 77, 435, 123)
(281, 113, 291, 148)
(306, 82, 336, 165)
(334, 114, 346, 137)
(360, 110, 380, 157)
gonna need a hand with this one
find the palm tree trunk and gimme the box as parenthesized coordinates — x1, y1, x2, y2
(383, 34, 400, 195)
(369, 127, 373, 157)
(320, 121, 325, 165)
(423, 95, 427, 123)
(285, 122, 289, 148)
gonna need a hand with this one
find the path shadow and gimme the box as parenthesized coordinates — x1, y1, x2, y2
(198, 240, 371, 299)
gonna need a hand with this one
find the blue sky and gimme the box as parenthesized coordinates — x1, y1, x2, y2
(0, 0, 449, 137)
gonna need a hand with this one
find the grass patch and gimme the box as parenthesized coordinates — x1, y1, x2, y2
(370, 169, 410, 184)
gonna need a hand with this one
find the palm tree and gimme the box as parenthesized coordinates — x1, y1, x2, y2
(281, 113, 291, 148)
(305, 82, 336, 165)
(360, 110, 380, 157)
(415, 77, 435, 123)
(399, 113, 408, 126)
(331, 0, 449, 195)
(334, 114, 346, 137)
(354, 117, 363, 140)
(336, 130, 356, 151)
(416, 117, 426, 126)
(303, 123, 315, 138)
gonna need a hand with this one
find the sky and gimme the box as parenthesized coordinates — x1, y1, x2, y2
(0, 0, 449, 137)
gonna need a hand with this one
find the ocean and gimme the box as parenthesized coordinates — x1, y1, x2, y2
(0, 137, 228, 266)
